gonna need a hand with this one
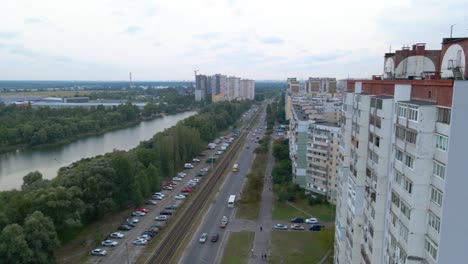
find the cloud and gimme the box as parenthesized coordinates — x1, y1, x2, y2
(211, 43, 228, 50)
(0, 32, 20, 39)
(304, 50, 352, 62)
(124, 26, 143, 35)
(194, 32, 221, 40)
(25, 17, 42, 24)
(261, 36, 284, 44)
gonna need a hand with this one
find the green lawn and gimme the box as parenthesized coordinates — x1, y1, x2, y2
(221, 231, 255, 264)
(270, 231, 331, 264)
(272, 199, 336, 222)
(236, 201, 261, 220)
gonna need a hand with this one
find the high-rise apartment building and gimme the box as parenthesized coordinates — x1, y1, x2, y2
(305, 77, 338, 95)
(287, 77, 301, 95)
(195, 73, 254, 101)
(334, 37, 468, 264)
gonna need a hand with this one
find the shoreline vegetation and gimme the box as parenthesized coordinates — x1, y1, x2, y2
(0, 100, 252, 263)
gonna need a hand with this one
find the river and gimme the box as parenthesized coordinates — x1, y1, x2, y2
(0, 111, 197, 190)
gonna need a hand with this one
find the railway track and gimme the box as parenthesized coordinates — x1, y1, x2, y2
(144, 104, 264, 264)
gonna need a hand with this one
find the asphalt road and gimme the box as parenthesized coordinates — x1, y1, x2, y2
(85, 105, 261, 264)
(179, 111, 267, 264)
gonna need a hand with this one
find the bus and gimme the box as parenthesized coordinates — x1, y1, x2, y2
(228, 195, 236, 208)
(232, 163, 239, 172)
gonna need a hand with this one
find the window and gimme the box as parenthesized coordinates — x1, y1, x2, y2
(425, 237, 438, 260)
(395, 170, 402, 185)
(399, 221, 409, 242)
(369, 132, 374, 143)
(375, 116, 381, 128)
(395, 125, 405, 140)
(395, 125, 417, 144)
(437, 107, 451, 124)
(376, 99, 383, 110)
(435, 134, 448, 151)
(397, 105, 407, 118)
(395, 148, 403, 162)
(403, 177, 413, 194)
(391, 211, 397, 227)
(391, 191, 400, 207)
(428, 211, 441, 233)
(404, 154, 414, 169)
(405, 130, 417, 144)
(431, 187, 443, 206)
(407, 106, 418, 121)
(401, 200, 411, 219)
(375, 136, 380, 147)
(433, 161, 446, 179)
(370, 98, 376, 107)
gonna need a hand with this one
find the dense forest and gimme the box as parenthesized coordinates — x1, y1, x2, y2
(0, 89, 197, 153)
(0, 100, 251, 263)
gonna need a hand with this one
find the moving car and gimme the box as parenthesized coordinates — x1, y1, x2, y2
(220, 216, 228, 228)
(101, 240, 118, 247)
(305, 218, 319, 224)
(91, 248, 107, 256)
(199, 233, 208, 243)
(110, 232, 125, 239)
(155, 215, 168, 221)
(211, 233, 219, 242)
(184, 163, 194, 169)
(290, 224, 305, 230)
(132, 239, 148, 245)
(273, 224, 288, 230)
(290, 217, 304, 223)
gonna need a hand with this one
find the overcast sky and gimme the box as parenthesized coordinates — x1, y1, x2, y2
(0, 0, 467, 81)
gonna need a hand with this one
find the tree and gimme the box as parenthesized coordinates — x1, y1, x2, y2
(24, 211, 60, 264)
(21, 171, 44, 191)
(0, 224, 33, 263)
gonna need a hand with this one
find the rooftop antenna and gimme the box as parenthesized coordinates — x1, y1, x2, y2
(389, 44, 392, 53)
(450, 24, 456, 38)
(129, 72, 134, 88)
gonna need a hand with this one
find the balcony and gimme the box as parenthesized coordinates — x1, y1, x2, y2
(361, 245, 371, 264)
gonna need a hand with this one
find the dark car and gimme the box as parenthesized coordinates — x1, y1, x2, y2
(198, 171, 207, 177)
(211, 233, 219, 242)
(142, 230, 157, 237)
(151, 224, 164, 230)
(309, 225, 324, 231)
(290, 217, 304, 223)
(160, 210, 173, 216)
(118, 224, 132, 231)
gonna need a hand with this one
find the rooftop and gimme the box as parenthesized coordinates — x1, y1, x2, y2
(399, 100, 436, 106)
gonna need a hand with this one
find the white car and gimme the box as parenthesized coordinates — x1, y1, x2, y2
(163, 186, 174, 190)
(137, 235, 152, 241)
(91, 248, 107, 256)
(199, 233, 208, 243)
(189, 179, 200, 183)
(305, 218, 319, 224)
(215, 151, 223, 155)
(132, 211, 146, 216)
(154, 192, 165, 197)
(110, 232, 125, 239)
(220, 146, 227, 151)
(155, 215, 168, 221)
(101, 240, 118, 247)
(184, 163, 194, 169)
(152, 195, 163, 200)
(177, 172, 187, 177)
(175, 194, 186, 200)
(133, 239, 148, 245)
(192, 158, 201, 163)
(172, 177, 183, 181)
(290, 224, 305, 230)
(200, 167, 209, 172)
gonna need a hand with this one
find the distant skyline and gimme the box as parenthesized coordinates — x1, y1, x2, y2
(1, 0, 468, 81)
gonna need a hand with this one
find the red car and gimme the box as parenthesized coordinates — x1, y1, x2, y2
(181, 188, 192, 193)
(163, 183, 174, 187)
(137, 208, 149, 213)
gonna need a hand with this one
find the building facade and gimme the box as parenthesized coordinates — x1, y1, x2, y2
(195, 73, 254, 101)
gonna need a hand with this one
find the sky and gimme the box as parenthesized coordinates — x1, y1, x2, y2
(0, 0, 468, 81)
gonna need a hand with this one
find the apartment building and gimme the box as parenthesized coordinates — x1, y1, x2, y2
(288, 93, 342, 203)
(335, 37, 468, 264)
(287, 77, 301, 95)
(195, 73, 254, 101)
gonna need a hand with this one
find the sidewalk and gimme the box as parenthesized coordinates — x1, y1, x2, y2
(249, 138, 275, 263)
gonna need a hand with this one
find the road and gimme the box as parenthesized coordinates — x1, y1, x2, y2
(85, 104, 261, 264)
(180, 109, 267, 264)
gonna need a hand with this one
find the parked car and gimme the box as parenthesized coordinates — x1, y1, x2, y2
(198, 171, 207, 177)
(290, 224, 305, 230)
(151, 224, 164, 230)
(200, 167, 209, 172)
(199, 233, 208, 243)
(142, 230, 157, 237)
(132, 211, 146, 217)
(175, 194, 186, 200)
(145, 200, 157, 205)
(118, 224, 132, 231)
(177, 172, 187, 177)
(310, 225, 324, 232)
(192, 158, 201, 163)
(128, 217, 139, 224)
(154, 192, 165, 197)
(152, 195, 163, 200)
(160, 210, 173, 215)
(137, 208, 149, 213)
(124, 221, 136, 227)
(181, 188, 192, 193)
(163, 186, 174, 190)
(290, 217, 304, 223)
(110, 232, 125, 239)
(273, 224, 288, 230)
(215, 151, 223, 155)
(172, 177, 183, 181)
(305, 218, 319, 224)
(137, 234, 152, 241)
(165, 205, 178, 210)
(155, 215, 168, 221)
(211, 233, 219, 242)
(184, 163, 194, 169)
(132, 239, 148, 245)
(101, 240, 118, 247)
(91, 248, 107, 256)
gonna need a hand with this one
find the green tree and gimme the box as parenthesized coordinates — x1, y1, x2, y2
(24, 211, 60, 264)
(0, 224, 33, 263)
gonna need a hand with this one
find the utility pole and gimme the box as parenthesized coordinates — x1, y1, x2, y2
(450, 24, 456, 38)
